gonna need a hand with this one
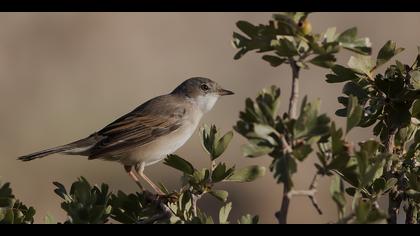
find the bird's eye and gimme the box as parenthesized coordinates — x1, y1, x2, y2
(200, 84, 209, 91)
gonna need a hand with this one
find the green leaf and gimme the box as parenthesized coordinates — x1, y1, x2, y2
(337, 27, 357, 43)
(294, 96, 319, 138)
(309, 54, 336, 68)
(337, 27, 372, 55)
(242, 142, 273, 157)
(326, 65, 359, 83)
(210, 190, 229, 202)
(44, 213, 56, 224)
(346, 96, 363, 133)
(225, 166, 265, 182)
(236, 21, 257, 38)
(292, 144, 313, 161)
(163, 154, 195, 175)
(384, 178, 398, 192)
(409, 71, 420, 90)
(275, 38, 298, 57)
(348, 55, 374, 77)
(330, 176, 346, 216)
(53, 181, 69, 201)
(201, 125, 233, 160)
(213, 131, 233, 159)
(262, 55, 286, 67)
(372, 178, 386, 193)
(342, 81, 369, 101)
(273, 13, 298, 35)
(253, 123, 278, 145)
(323, 27, 337, 42)
(272, 155, 297, 190)
(211, 163, 229, 182)
(376, 40, 404, 68)
(354, 200, 387, 224)
(355, 200, 370, 223)
(219, 202, 232, 224)
(197, 210, 215, 224)
(411, 99, 420, 119)
(238, 214, 259, 224)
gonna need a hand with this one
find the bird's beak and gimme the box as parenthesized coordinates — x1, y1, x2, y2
(218, 88, 234, 96)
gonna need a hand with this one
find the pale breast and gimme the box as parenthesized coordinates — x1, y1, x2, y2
(121, 109, 202, 166)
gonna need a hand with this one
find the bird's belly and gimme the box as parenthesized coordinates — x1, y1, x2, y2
(122, 122, 198, 166)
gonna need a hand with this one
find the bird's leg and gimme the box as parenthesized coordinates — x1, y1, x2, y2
(135, 162, 165, 195)
(124, 165, 144, 191)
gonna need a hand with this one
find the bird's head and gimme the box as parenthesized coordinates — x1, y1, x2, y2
(172, 77, 234, 113)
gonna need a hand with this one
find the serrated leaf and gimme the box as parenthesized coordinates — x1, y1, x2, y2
(225, 166, 265, 182)
(355, 200, 370, 223)
(262, 55, 286, 67)
(323, 27, 337, 42)
(346, 96, 363, 133)
(372, 178, 386, 193)
(213, 131, 233, 159)
(309, 54, 336, 68)
(44, 213, 56, 224)
(325, 65, 359, 83)
(384, 178, 398, 192)
(238, 214, 259, 224)
(210, 190, 229, 202)
(411, 99, 420, 119)
(330, 176, 346, 216)
(409, 71, 420, 90)
(164, 154, 194, 175)
(292, 144, 313, 161)
(211, 163, 227, 182)
(242, 142, 273, 157)
(219, 202, 232, 224)
(348, 55, 374, 77)
(236, 21, 257, 38)
(376, 40, 404, 68)
(275, 38, 298, 57)
(337, 27, 357, 43)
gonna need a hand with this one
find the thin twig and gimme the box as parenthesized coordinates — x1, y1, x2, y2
(280, 135, 293, 153)
(287, 174, 323, 215)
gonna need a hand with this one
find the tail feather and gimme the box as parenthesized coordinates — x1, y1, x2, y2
(17, 134, 100, 162)
(17, 145, 74, 161)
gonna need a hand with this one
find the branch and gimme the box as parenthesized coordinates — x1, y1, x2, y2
(276, 139, 323, 223)
(288, 174, 323, 215)
(288, 59, 300, 120)
(276, 57, 301, 223)
(384, 128, 400, 224)
(137, 191, 173, 224)
(191, 193, 202, 217)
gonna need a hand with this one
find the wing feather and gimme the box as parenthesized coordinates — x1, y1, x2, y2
(88, 94, 187, 159)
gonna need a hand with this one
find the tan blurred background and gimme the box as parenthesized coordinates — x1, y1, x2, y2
(0, 12, 419, 224)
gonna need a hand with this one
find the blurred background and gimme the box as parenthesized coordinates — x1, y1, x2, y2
(0, 12, 419, 224)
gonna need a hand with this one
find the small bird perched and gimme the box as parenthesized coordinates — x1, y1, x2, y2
(18, 77, 234, 195)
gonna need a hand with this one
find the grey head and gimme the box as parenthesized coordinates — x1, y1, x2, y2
(171, 77, 234, 113)
(171, 77, 234, 98)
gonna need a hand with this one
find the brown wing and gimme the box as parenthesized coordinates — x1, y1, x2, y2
(88, 94, 187, 159)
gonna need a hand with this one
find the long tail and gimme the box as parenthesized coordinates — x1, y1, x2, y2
(17, 135, 99, 161)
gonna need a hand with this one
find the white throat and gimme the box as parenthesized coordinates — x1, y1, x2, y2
(195, 94, 219, 113)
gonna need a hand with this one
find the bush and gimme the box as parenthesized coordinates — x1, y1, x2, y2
(2, 12, 419, 224)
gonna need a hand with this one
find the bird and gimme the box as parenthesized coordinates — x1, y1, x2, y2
(17, 77, 234, 195)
